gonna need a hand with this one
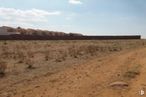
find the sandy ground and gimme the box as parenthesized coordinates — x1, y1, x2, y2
(0, 40, 146, 97)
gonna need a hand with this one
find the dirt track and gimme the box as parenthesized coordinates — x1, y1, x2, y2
(0, 40, 146, 97)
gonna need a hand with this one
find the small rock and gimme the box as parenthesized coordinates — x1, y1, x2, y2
(109, 81, 128, 88)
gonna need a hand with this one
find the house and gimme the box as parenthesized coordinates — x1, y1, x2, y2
(0, 26, 20, 35)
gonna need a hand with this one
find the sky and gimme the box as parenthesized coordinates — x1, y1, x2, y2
(0, 0, 146, 38)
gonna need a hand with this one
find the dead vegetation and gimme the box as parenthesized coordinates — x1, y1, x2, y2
(0, 61, 7, 77)
(0, 40, 145, 78)
(25, 59, 35, 69)
(123, 64, 141, 80)
(0, 40, 145, 97)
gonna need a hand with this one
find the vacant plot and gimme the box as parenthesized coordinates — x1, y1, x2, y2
(0, 39, 146, 97)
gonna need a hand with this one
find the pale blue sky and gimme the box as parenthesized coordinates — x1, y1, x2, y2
(0, 0, 146, 38)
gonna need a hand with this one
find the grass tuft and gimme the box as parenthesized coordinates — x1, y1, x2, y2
(0, 61, 7, 77)
(123, 64, 141, 80)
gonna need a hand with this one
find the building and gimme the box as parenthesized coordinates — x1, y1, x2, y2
(0, 26, 20, 35)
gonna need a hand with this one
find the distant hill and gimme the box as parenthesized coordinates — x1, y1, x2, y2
(0, 26, 83, 36)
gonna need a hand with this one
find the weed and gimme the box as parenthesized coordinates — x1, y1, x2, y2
(25, 59, 35, 69)
(27, 64, 35, 69)
(45, 55, 49, 61)
(123, 64, 141, 80)
(3, 41, 7, 45)
(55, 59, 62, 62)
(124, 71, 140, 79)
(0, 61, 7, 77)
(17, 60, 23, 63)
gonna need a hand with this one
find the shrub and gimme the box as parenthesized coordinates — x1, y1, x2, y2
(55, 59, 62, 62)
(123, 64, 141, 80)
(27, 64, 33, 69)
(124, 71, 140, 79)
(25, 59, 35, 69)
(0, 61, 7, 77)
(45, 55, 49, 61)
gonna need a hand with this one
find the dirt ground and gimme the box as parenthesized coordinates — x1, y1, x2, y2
(0, 40, 146, 97)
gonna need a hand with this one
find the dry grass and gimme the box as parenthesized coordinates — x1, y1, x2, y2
(0, 61, 7, 77)
(0, 40, 145, 97)
(123, 64, 141, 80)
(0, 40, 145, 78)
(25, 59, 35, 69)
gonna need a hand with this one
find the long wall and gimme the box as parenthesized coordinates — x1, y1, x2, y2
(0, 35, 141, 40)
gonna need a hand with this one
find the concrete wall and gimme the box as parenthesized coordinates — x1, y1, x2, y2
(0, 35, 141, 40)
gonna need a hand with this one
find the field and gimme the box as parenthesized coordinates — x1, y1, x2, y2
(0, 39, 146, 97)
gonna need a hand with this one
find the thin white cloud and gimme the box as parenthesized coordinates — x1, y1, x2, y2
(69, 0, 82, 4)
(0, 7, 61, 26)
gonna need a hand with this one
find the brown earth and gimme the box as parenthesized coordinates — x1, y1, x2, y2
(0, 40, 146, 97)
